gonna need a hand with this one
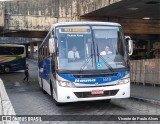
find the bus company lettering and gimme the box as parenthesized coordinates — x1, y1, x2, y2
(75, 79, 96, 83)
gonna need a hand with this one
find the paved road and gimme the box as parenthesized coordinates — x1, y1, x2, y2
(0, 60, 160, 124)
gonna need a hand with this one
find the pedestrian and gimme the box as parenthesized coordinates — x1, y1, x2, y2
(23, 64, 29, 83)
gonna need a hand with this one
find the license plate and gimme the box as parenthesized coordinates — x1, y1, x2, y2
(91, 90, 104, 95)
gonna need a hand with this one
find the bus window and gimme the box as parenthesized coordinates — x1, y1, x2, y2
(59, 40, 67, 58)
(67, 36, 85, 61)
(0, 47, 24, 55)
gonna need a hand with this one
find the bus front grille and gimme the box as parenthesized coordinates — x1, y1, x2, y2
(74, 89, 119, 98)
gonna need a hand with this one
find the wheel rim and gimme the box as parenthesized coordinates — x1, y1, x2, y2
(4, 67, 10, 73)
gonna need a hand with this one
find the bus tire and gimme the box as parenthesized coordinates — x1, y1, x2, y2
(41, 78, 47, 94)
(4, 66, 10, 73)
(50, 82, 65, 106)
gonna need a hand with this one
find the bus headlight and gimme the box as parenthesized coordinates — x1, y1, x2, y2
(118, 77, 130, 85)
(58, 81, 75, 88)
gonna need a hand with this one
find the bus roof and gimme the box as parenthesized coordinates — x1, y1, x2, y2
(52, 21, 121, 28)
(0, 44, 25, 47)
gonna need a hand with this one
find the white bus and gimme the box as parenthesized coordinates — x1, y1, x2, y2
(38, 22, 133, 106)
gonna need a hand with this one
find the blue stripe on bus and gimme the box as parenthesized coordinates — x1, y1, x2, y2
(58, 71, 129, 84)
(38, 59, 129, 84)
(0, 58, 26, 72)
(39, 58, 51, 80)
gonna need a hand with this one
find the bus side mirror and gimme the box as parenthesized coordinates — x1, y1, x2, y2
(49, 38, 55, 54)
(128, 40, 133, 55)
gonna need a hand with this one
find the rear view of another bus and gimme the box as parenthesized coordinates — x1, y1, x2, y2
(0, 44, 26, 73)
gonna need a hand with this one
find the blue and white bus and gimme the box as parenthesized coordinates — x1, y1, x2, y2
(38, 22, 133, 106)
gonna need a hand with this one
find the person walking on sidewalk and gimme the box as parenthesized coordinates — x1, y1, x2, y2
(23, 64, 29, 83)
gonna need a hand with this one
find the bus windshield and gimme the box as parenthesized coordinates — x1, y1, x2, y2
(56, 25, 128, 71)
(0, 47, 24, 55)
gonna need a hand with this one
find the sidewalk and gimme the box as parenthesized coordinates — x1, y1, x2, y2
(0, 78, 20, 124)
(130, 83, 160, 105)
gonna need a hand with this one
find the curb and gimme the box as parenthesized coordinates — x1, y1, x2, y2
(0, 78, 20, 124)
(130, 96, 160, 106)
(0, 96, 2, 124)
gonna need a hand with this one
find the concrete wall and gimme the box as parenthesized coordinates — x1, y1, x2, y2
(1, 0, 159, 36)
(0, 37, 32, 44)
(0, 3, 4, 29)
(2, 0, 122, 31)
(1, 0, 122, 31)
(3, 0, 78, 31)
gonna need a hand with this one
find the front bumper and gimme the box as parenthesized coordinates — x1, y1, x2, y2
(56, 82, 130, 103)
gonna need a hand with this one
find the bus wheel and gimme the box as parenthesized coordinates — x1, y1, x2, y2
(41, 78, 47, 94)
(50, 82, 65, 106)
(4, 66, 10, 73)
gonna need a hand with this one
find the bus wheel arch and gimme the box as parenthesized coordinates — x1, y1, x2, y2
(50, 80, 53, 97)
(41, 77, 47, 94)
(40, 77, 43, 88)
(50, 80, 65, 106)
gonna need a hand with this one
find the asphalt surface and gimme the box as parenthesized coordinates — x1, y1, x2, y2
(0, 60, 160, 124)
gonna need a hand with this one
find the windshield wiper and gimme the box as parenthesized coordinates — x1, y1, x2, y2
(96, 43, 114, 72)
(80, 43, 94, 72)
